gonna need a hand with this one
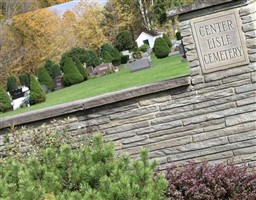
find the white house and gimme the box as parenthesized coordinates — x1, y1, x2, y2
(136, 31, 163, 49)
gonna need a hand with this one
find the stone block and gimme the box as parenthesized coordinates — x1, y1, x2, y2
(190, 66, 201, 76)
(241, 13, 256, 23)
(249, 54, 256, 62)
(222, 73, 251, 84)
(240, 4, 256, 16)
(179, 21, 190, 29)
(184, 44, 195, 51)
(245, 30, 256, 38)
(149, 151, 166, 159)
(236, 96, 256, 106)
(181, 28, 192, 37)
(182, 36, 194, 45)
(189, 60, 199, 68)
(246, 38, 256, 48)
(235, 83, 256, 93)
(104, 131, 135, 141)
(243, 21, 256, 32)
(228, 130, 256, 143)
(122, 135, 148, 145)
(252, 72, 256, 82)
(186, 50, 198, 62)
(105, 121, 149, 134)
(225, 111, 256, 126)
(191, 76, 204, 84)
(234, 146, 256, 156)
(139, 96, 170, 106)
(248, 49, 256, 54)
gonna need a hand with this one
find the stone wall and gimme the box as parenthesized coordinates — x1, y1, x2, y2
(0, 0, 255, 170)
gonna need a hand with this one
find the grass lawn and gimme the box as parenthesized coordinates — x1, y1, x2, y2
(0, 55, 189, 118)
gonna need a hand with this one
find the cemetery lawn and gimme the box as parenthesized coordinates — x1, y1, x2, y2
(0, 55, 189, 118)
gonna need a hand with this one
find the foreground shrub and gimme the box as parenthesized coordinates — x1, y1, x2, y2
(6, 75, 18, 92)
(100, 49, 112, 63)
(165, 162, 256, 200)
(0, 86, 12, 113)
(63, 57, 84, 86)
(29, 75, 46, 105)
(121, 55, 130, 64)
(0, 126, 168, 200)
(153, 37, 170, 59)
(162, 33, 172, 48)
(38, 67, 54, 92)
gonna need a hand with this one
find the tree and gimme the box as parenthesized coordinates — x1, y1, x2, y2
(74, 57, 87, 80)
(0, 86, 12, 113)
(100, 43, 121, 65)
(29, 75, 46, 105)
(84, 49, 101, 67)
(153, 37, 170, 58)
(37, 67, 55, 92)
(43, 60, 55, 78)
(114, 30, 135, 51)
(52, 64, 62, 78)
(100, 50, 113, 63)
(63, 58, 84, 86)
(18, 73, 30, 87)
(6, 75, 18, 92)
(162, 33, 172, 48)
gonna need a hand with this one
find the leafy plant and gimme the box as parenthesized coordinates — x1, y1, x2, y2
(84, 49, 101, 67)
(52, 64, 62, 78)
(121, 55, 130, 64)
(44, 59, 55, 78)
(1, 125, 168, 200)
(18, 73, 30, 87)
(0, 86, 12, 113)
(6, 75, 18, 92)
(63, 57, 84, 86)
(162, 33, 172, 48)
(74, 57, 87, 80)
(114, 30, 135, 51)
(38, 67, 55, 92)
(165, 161, 256, 200)
(29, 75, 46, 105)
(153, 37, 170, 59)
(100, 43, 121, 64)
(138, 44, 150, 52)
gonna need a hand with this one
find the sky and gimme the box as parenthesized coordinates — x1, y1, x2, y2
(50, 0, 108, 15)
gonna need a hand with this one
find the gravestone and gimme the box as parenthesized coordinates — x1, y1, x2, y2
(128, 58, 152, 72)
(94, 63, 113, 75)
(54, 76, 64, 90)
(9, 88, 24, 100)
(86, 66, 95, 76)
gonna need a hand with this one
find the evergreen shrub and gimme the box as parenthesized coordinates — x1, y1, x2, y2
(114, 30, 135, 51)
(162, 33, 172, 48)
(52, 64, 62, 78)
(100, 43, 121, 64)
(60, 48, 87, 70)
(29, 75, 46, 105)
(138, 44, 150, 52)
(74, 57, 87, 80)
(0, 86, 12, 113)
(6, 75, 18, 92)
(84, 49, 101, 67)
(0, 125, 168, 200)
(153, 37, 170, 59)
(121, 55, 130, 64)
(44, 60, 55, 78)
(100, 50, 112, 63)
(38, 67, 54, 92)
(165, 162, 256, 200)
(63, 58, 84, 86)
(18, 73, 30, 87)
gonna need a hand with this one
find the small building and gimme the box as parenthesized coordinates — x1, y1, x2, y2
(136, 31, 163, 49)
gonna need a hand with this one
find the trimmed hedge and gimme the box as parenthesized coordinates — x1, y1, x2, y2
(29, 75, 46, 105)
(114, 30, 135, 51)
(38, 67, 54, 92)
(52, 64, 62, 78)
(100, 50, 113, 63)
(121, 55, 130, 64)
(60, 48, 87, 70)
(162, 33, 172, 48)
(100, 43, 121, 65)
(153, 37, 170, 59)
(138, 44, 150, 52)
(0, 86, 12, 113)
(6, 75, 18, 92)
(74, 57, 87, 80)
(84, 49, 101, 67)
(19, 73, 30, 87)
(63, 57, 84, 86)
(44, 59, 55, 78)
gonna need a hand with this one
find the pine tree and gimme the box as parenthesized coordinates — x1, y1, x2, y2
(29, 75, 46, 105)
(52, 64, 62, 78)
(6, 75, 18, 92)
(63, 58, 84, 86)
(74, 57, 87, 80)
(38, 67, 55, 92)
(153, 37, 170, 58)
(19, 73, 30, 88)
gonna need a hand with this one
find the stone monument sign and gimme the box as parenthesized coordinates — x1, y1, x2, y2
(191, 9, 249, 73)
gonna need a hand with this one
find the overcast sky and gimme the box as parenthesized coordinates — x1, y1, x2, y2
(50, 0, 107, 15)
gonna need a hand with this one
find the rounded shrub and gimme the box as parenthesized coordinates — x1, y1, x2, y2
(52, 64, 62, 78)
(100, 50, 113, 63)
(74, 57, 87, 80)
(162, 33, 172, 48)
(165, 162, 256, 200)
(114, 30, 135, 51)
(0, 86, 12, 113)
(6, 75, 18, 92)
(84, 49, 101, 67)
(60, 48, 87, 70)
(29, 75, 46, 105)
(138, 44, 150, 52)
(153, 37, 170, 59)
(19, 73, 30, 87)
(63, 57, 84, 86)
(38, 67, 54, 92)
(44, 59, 55, 78)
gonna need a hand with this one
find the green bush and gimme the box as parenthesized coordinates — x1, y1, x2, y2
(6, 75, 18, 92)
(138, 44, 150, 52)
(84, 49, 101, 67)
(100, 43, 121, 64)
(153, 37, 170, 59)
(63, 57, 84, 86)
(29, 75, 46, 105)
(114, 30, 135, 51)
(121, 55, 130, 64)
(0, 86, 12, 113)
(38, 67, 55, 92)
(52, 64, 62, 78)
(44, 59, 55, 78)
(18, 73, 30, 87)
(1, 125, 168, 200)
(176, 31, 182, 40)
(74, 57, 87, 80)
(162, 33, 172, 48)
(100, 50, 113, 63)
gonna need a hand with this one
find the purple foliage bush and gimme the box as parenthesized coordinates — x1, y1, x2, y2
(165, 162, 256, 200)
